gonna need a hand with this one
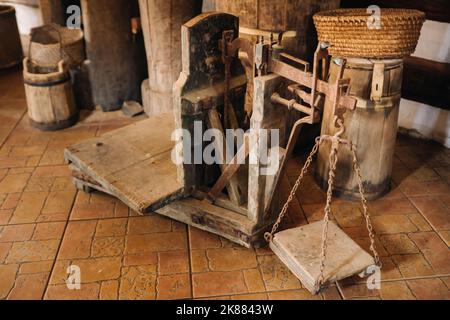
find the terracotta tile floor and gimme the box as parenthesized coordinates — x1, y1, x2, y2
(0, 68, 449, 300)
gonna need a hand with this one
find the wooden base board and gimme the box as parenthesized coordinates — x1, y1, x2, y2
(72, 177, 272, 248)
(270, 221, 375, 294)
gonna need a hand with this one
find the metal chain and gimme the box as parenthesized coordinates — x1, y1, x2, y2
(264, 137, 321, 242)
(317, 136, 339, 286)
(350, 144, 382, 267)
(266, 117, 381, 289)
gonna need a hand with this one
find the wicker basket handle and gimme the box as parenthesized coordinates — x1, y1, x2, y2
(28, 24, 64, 64)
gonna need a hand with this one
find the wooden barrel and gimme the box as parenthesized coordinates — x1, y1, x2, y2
(23, 58, 78, 131)
(315, 58, 403, 201)
(139, 0, 202, 116)
(205, 0, 341, 59)
(0, 5, 23, 69)
(81, 0, 147, 111)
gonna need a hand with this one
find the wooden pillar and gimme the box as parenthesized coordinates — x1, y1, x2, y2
(81, 0, 146, 111)
(139, 0, 202, 116)
(39, 0, 65, 25)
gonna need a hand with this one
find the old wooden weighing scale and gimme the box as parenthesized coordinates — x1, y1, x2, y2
(65, 13, 380, 294)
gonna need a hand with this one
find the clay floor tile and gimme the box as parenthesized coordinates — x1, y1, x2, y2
(6, 239, 60, 264)
(0, 224, 35, 242)
(372, 215, 417, 234)
(127, 215, 172, 235)
(0, 173, 30, 194)
(158, 251, 190, 275)
(243, 268, 266, 293)
(95, 218, 128, 237)
(268, 289, 322, 300)
(391, 254, 435, 278)
(257, 255, 302, 291)
(0, 264, 19, 299)
(9, 191, 48, 224)
(379, 234, 420, 255)
(58, 220, 97, 260)
(19, 261, 53, 275)
(7, 272, 49, 300)
(119, 265, 157, 300)
(70, 257, 122, 283)
(192, 270, 248, 298)
(157, 274, 191, 300)
(188, 227, 222, 250)
(409, 232, 450, 274)
(206, 247, 258, 272)
(231, 293, 268, 300)
(99, 280, 119, 300)
(409, 196, 450, 231)
(190, 250, 209, 273)
(406, 278, 450, 300)
(45, 283, 100, 300)
(32, 222, 66, 241)
(123, 253, 158, 268)
(125, 232, 187, 255)
(91, 236, 125, 258)
(379, 281, 416, 300)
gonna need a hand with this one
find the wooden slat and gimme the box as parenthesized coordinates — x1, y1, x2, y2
(270, 221, 375, 294)
(206, 108, 247, 206)
(65, 113, 184, 213)
(341, 0, 450, 23)
(207, 134, 250, 202)
(402, 56, 450, 110)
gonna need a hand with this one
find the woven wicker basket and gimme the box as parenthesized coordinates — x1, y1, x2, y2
(29, 23, 85, 68)
(313, 8, 425, 58)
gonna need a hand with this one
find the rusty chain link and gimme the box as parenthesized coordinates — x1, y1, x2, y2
(266, 117, 381, 290)
(264, 137, 321, 243)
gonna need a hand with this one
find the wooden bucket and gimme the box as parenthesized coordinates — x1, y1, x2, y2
(23, 58, 78, 131)
(0, 5, 23, 69)
(315, 58, 403, 200)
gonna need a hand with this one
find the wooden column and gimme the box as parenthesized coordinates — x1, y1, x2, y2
(139, 0, 202, 116)
(39, 0, 64, 25)
(81, 0, 146, 111)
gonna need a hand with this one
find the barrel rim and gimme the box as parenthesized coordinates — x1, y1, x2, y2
(0, 4, 15, 15)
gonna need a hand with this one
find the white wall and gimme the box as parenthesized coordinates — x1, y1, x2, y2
(1, 1, 42, 34)
(398, 20, 450, 148)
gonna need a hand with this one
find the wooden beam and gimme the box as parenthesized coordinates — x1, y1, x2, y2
(207, 134, 250, 203)
(340, 0, 450, 23)
(206, 108, 247, 206)
(402, 56, 450, 110)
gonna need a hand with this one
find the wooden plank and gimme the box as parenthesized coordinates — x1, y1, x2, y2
(206, 108, 247, 206)
(157, 197, 265, 248)
(270, 221, 375, 294)
(65, 113, 183, 213)
(402, 56, 450, 110)
(341, 0, 450, 23)
(207, 134, 250, 202)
